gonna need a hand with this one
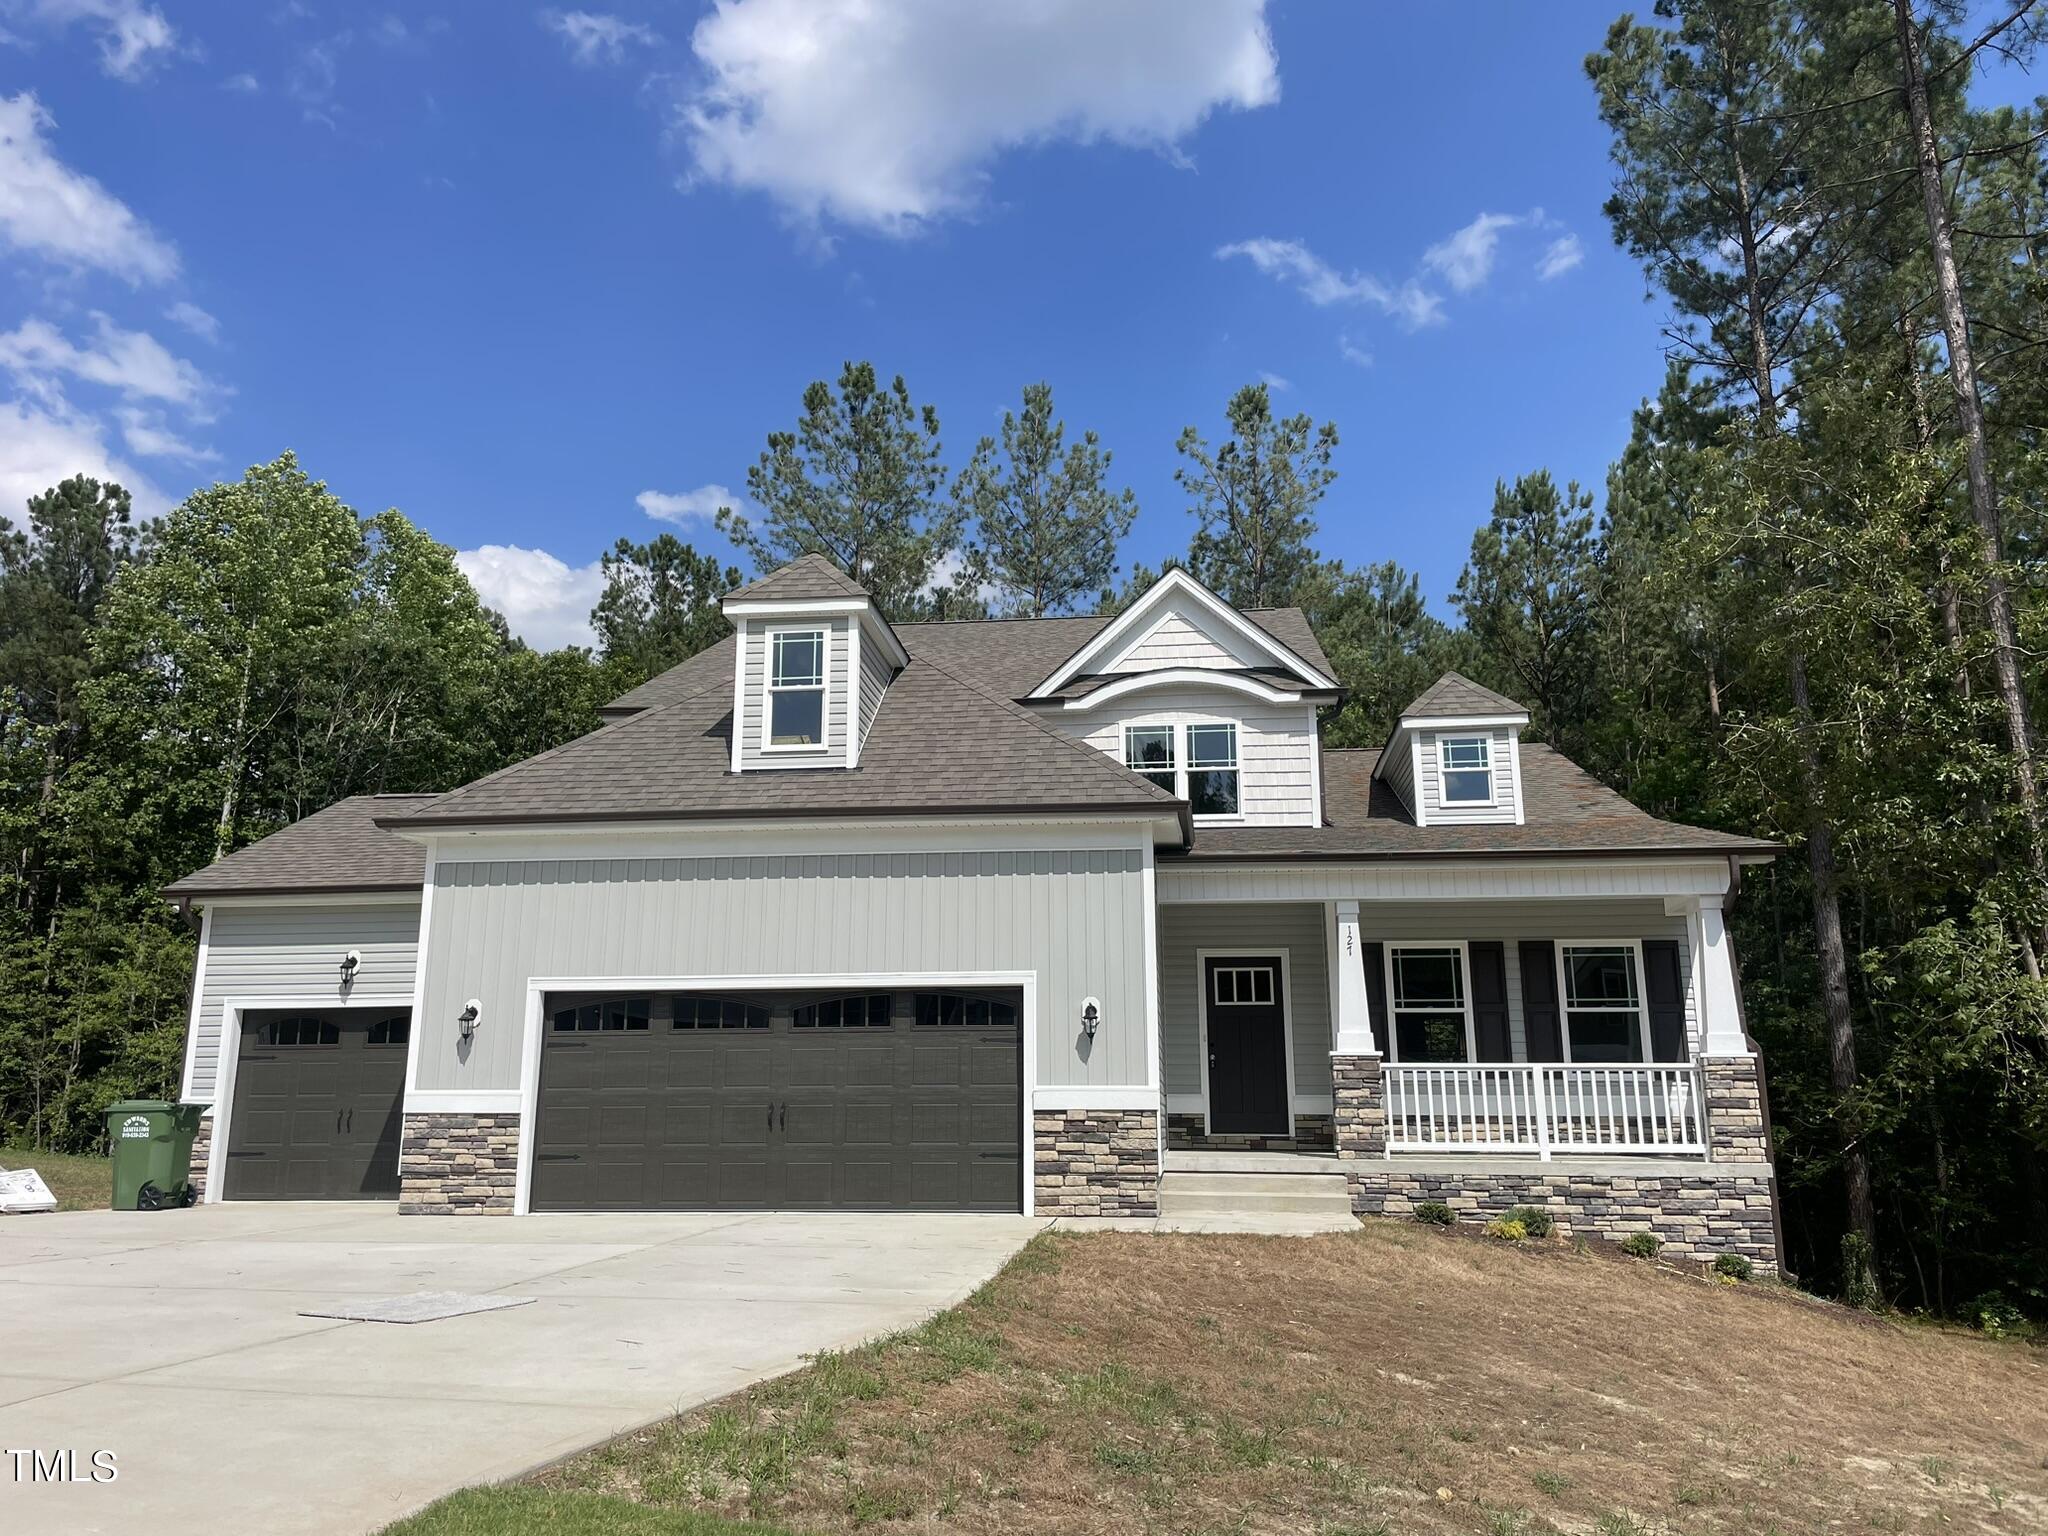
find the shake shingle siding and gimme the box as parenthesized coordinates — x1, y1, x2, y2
(1054, 690, 1319, 826)
(1114, 612, 1243, 672)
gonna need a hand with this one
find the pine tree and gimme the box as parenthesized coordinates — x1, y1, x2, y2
(1176, 383, 1337, 608)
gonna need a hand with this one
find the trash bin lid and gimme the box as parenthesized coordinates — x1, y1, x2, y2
(105, 1099, 176, 1115)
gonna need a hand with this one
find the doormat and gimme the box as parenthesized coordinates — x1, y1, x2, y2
(299, 1291, 537, 1324)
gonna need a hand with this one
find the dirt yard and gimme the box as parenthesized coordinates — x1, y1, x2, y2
(517, 1223, 2046, 1535)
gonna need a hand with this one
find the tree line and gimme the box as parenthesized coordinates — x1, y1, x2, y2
(4, 0, 2047, 1323)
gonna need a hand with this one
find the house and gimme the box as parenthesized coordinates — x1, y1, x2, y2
(166, 556, 1782, 1268)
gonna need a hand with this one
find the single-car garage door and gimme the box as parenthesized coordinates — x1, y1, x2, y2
(532, 986, 1022, 1212)
(225, 1009, 410, 1199)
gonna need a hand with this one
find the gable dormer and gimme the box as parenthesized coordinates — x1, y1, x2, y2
(1376, 672, 1530, 827)
(721, 554, 908, 773)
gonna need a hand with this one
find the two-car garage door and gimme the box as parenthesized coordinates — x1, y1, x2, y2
(531, 985, 1023, 1213)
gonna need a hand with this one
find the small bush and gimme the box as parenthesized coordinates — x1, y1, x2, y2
(1619, 1232, 1661, 1260)
(1507, 1205, 1554, 1239)
(1413, 1201, 1455, 1226)
(1966, 1291, 2028, 1338)
(1484, 1217, 1529, 1242)
(1713, 1252, 1753, 1283)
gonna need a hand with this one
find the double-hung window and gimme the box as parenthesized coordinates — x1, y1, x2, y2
(767, 628, 826, 748)
(1438, 734, 1493, 805)
(1186, 723, 1241, 818)
(1123, 726, 1176, 793)
(1559, 944, 1647, 1062)
(1386, 945, 1470, 1062)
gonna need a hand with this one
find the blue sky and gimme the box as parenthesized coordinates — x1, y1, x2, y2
(0, 2, 1949, 645)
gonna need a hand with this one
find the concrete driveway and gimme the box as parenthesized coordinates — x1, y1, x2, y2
(0, 1203, 1041, 1536)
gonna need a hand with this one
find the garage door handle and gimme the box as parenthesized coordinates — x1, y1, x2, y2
(766, 1101, 773, 1130)
(778, 1102, 786, 1131)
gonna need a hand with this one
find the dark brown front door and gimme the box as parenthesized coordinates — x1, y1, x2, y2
(1204, 956, 1289, 1135)
(226, 1010, 409, 1199)
(531, 987, 1023, 1212)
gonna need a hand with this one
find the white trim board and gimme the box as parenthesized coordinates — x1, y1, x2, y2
(202, 992, 417, 1205)
(176, 905, 215, 1103)
(512, 969, 1042, 1218)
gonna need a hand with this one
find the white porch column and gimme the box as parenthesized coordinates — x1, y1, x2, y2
(1331, 898, 1380, 1055)
(1681, 895, 1751, 1057)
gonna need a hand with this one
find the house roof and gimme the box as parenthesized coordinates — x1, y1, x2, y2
(1037, 665, 1334, 704)
(724, 552, 871, 604)
(164, 794, 436, 899)
(1171, 747, 1778, 862)
(376, 646, 1187, 831)
(1401, 670, 1528, 720)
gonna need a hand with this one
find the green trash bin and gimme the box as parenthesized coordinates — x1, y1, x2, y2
(106, 1100, 207, 1210)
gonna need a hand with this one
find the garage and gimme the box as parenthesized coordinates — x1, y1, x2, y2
(531, 985, 1023, 1212)
(224, 1009, 410, 1199)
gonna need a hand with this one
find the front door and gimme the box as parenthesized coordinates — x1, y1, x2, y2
(1203, 956, 1289, 1135)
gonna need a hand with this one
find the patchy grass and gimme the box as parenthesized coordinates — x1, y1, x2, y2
(407, 1226, 2048, 1534)
(385, 1487, 794, 1535)
(1, 1143, 108, 1210)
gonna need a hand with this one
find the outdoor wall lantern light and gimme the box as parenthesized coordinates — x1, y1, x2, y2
(1080, 997, 1102, 1039)
(338, 949, 361, 984)
(458, 999, 482, 1039)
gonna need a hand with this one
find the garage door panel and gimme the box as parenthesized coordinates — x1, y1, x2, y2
(910, 1042, 961, 1085)
(911, 1102, 962, 1144)
(226, 1012, 406, 1202)
(840, 1103, 893, 1145)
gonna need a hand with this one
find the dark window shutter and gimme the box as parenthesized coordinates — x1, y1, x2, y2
(1518, 941, 1561, 1061)
(1469, 941, 1512, 1061)
(1642, 939, 1688, 1062)
(1360, 941, 1389, 1056)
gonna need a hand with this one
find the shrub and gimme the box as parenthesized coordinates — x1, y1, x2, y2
(1507, 1205, 1555, 1239)
(1619, 1232, 1660, 1260)
(1966, 1291, 2028, 1339)
(1484, 1217, 1529, 1242)
(1713, 1252, 1754, 1283)
(1413, 1201, 1454, 1226)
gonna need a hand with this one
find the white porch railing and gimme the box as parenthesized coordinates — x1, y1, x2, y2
(1383, 1064, 1705, 1158)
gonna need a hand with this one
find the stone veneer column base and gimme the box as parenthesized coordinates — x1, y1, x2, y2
(1703, 1055, 1770, 1161)
(1033, 1109, 1159, 1217)
(398, 1112, 520, 1214)
(187, 1111, 212, 1199)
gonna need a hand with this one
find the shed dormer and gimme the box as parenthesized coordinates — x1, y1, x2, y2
(721, 554, 908, 773)
(1375, 672, 1530, 827)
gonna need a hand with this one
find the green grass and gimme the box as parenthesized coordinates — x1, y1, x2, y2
(1, 1143, 109, 1210)
(384, 1487, 800, 1536)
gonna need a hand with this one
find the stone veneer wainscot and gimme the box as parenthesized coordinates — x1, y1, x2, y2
(187, 1111, 213, 1199)
(1033, 1109, 1159, 1217)
(398, 1112, 520, 1214)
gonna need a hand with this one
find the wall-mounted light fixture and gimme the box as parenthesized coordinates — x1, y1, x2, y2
(339, 949, 361, 984)
(458, 999, 482, 1039)
(1080, 997, 1102, 1039)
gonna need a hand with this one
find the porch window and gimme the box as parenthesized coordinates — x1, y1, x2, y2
(1123, 725, 1176, 793)
(1560, 945, 1647, 1062)
(1387, 945, 1470, 1061)
(1438, 735, 1492, 805)
(1187, 723, 1241, 818)
(767, 628, 826, 747)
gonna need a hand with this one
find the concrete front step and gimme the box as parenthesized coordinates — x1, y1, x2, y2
(1157, 1169, 1354, 1218)
(1164, 1150, 1343, 1174)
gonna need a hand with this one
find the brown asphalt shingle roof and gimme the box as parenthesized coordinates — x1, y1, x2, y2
(726, 552, 871, 603)
(1402, 670, 1528, 719)
(164, 794, 435, 898)
(1170, 747, 1777, 861)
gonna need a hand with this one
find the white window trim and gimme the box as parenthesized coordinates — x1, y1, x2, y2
(759, 623, 831, 755)
(1554, 938, 1653, 1065)
(1381, 939, 1476, 1065)
(1437, 733, 1496, 809)
(1192, 947, 1297, 1136)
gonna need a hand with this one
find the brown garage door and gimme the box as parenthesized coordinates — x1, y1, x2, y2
(531, 987, 1022, 1212)
(225, 1010, 410, 1199)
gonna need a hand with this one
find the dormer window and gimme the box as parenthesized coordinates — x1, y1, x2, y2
(1187, 724, 1240, 818)
(1438, 735, 1493, 806)
(767, 628, 826, 748)
(1124, 726, 1176, 793)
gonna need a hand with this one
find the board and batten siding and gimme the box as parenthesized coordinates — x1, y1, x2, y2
(1158, 902, 1331, 1103)
(857, 632, 893, 748)
(737, 616, 850, 771)
(1112, 611, 1244, 673)
(1053, 689, 1319, 826)
(416, 841, 1153, 1093)
(1415, 725, 1519, 825)
(180, 901, 421, 1104)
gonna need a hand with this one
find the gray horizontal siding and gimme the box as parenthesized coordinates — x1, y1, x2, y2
(858, 634, 892, 749)
(738, 616, 850, 771)
(418, 846, 1152, 1093)
(181, 902, 421, 1103)
(1159, 902, 1330, 1100)
(1117, 612, 1240, 672)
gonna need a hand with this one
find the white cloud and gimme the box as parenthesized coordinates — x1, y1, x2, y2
(636, 483, 738, 524)
(1338, 333, 1371, 368)
(675, 0, 1278, 236)
(1537, 233, 1583, 280)
(5, 1, 177, 81)
(455, 543, 604, 650)
(221, 71, 260, 92)
(0, 92, 179, 283)
(1258, 371, 1290, 393)
(164, 299, 219, 344)
(0, 393, 166, 518)
(1422, 211, 1521, 294)
(0, 314, 213, 408)
(114, 404, 216, 464)
(1215, 237, 1443, 329)
(543, 9, 658, 65)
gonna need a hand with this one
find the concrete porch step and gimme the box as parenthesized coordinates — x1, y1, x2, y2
(1157, 1168, 1354, 1218)
(1165, 1150, 1343, 1174)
